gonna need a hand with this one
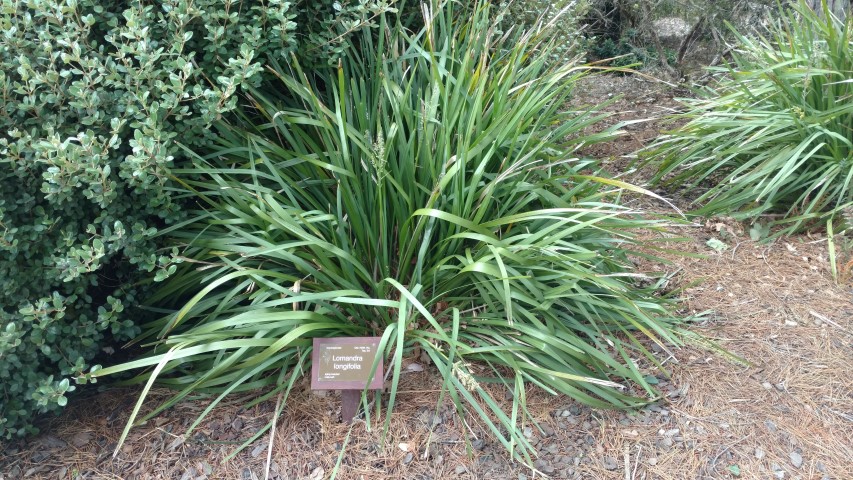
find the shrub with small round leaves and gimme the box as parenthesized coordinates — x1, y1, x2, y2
(0, 0, 397, 439)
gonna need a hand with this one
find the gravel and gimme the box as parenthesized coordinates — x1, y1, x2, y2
(790, 451, 803, 468)
(771, 463, 785, 479)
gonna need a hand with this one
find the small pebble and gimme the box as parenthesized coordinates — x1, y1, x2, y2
(250, 442, 267, 458)
(790, 452, 803, 468)
(455, 465, 466, 474)
(648, 457, 658, 466)
(755, 447, 765, 460)
(402, 452, 414, 465)
(603, 456, 618, 470)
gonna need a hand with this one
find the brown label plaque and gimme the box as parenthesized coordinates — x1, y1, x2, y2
(311, 337, 383, 390)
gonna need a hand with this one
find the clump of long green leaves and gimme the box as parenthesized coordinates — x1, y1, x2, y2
(91, 0, 685, 464)
(645, 1, 853, 236)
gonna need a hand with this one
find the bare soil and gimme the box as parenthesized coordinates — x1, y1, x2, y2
(2, 75, 851, 480)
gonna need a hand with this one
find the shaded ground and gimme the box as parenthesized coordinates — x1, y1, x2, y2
(571, 73, 688, 183)
(2, 75, 851, 480)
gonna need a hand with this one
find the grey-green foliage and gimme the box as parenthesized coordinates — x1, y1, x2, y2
(0, 0, 395, 439)
(497, 0, 589, 64)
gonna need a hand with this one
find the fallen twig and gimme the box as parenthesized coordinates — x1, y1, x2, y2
(809, 310, 851, 335)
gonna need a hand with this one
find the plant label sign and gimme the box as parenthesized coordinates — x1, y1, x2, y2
(311, 337, 383, 390)
(312, 337, 383, 423)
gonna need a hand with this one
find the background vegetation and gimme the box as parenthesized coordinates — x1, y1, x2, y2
(582, 0, 778, 72)
(497, 0, 588, 65)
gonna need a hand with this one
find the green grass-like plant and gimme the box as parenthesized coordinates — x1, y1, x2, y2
(90, 1, 685, 464)
(645, 1, 853, 236)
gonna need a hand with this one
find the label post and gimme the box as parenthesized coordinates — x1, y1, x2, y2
(311, 337, 384, 423)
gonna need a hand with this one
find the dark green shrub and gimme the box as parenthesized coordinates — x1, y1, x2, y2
(585, 30, 676, 69)
(0, 0, 395, 439)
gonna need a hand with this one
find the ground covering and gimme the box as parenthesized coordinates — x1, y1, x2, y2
(2, 75, 851, 480)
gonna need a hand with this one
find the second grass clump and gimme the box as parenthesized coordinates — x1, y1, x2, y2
(645, 1, 853, 237)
